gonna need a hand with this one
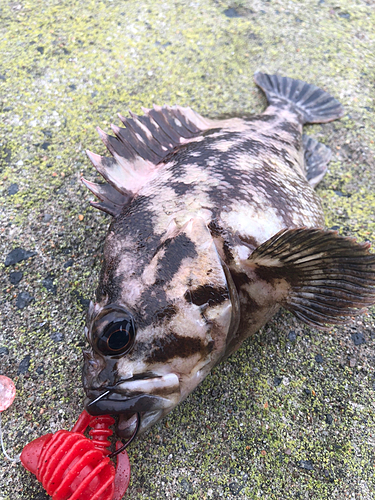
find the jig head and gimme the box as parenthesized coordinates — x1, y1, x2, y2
(20, 410, 139, 500)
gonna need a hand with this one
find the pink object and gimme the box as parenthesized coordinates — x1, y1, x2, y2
(20, 410, 131, 500)
(0, 375, 16, 412)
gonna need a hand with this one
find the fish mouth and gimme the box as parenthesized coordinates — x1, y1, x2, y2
(84, 373, 180, 438)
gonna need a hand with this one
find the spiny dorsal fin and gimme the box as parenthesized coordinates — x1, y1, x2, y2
(82, 105, 215, 215)
(81, 177, 131, 217)
(243, 228, 375, 329)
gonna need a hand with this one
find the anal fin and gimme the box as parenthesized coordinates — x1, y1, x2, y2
(243, 228, 375, 329)
(303, 135, 332, 188)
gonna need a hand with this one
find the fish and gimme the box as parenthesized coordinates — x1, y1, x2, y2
(81, 72, 375, 440)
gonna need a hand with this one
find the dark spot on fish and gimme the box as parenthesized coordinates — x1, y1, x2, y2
(161, 145, 189, 165)
(96, 253, 123, 303)
(254, 264, 299, 288)
(162, 133, 265, 211)
(260, 142, 300, 170)
(208, 219, 224, 237)
(260, 132, 294, 148)
(153, 304, 177, 324)
(222, 239, 234, 263)
(155, 233, 198, 281)
(202, 127, 223, 137)
(254, 265, 283, 285)
(280, 153, 299, 172)
(246, 167, 298, 227)
(92, 356, 118, 388)
(245, 297, 261, 314)
(97, 196, 162, 302)
(239, 138, 270, 155)
(135, 232, 197, 328)
(137, 288, 168, 328)
(169, 181, 192, 195)
(278, 121, 301, 150)
(184, 285, 229, 307)
(145, 332, 214, 364)
(245, 114, 276, 123)
(230, 270, 250, 291)
(116, 195, 159, 253)
(238, 234, 258, 248)
(171, 131, 239, 165)
(208, 220, 235, 263)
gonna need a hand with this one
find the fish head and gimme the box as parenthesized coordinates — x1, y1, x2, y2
(83, 217, 240, 438)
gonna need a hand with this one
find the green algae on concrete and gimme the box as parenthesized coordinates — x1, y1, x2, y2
(1, 0, 375, 499)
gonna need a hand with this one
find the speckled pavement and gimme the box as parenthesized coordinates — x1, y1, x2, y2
(1, 1, 375, 499)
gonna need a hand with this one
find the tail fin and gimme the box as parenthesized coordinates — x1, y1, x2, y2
(254, 72, 344, 124)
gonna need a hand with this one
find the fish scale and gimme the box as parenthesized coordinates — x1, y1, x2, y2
(81, 72, 375, 440)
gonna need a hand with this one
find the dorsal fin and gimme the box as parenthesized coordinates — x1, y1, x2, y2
(81, 177, 131, 216)
(82, 105, 215, 216)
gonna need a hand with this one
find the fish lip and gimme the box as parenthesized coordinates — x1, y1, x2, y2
(85, 393, 167, 415)
(84, 373, 181, 416)
(116, 372, 180, 396)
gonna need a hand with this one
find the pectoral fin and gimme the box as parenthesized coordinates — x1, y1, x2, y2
(243, 228, 375, 329)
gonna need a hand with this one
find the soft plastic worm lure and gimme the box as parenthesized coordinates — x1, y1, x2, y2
(1, 376, 137, 498)
(19, 410, 139, 500)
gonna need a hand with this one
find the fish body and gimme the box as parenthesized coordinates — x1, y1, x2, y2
(82, 73, 375, 439)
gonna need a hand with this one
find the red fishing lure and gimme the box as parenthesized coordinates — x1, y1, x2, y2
(20, 410, 134, 500)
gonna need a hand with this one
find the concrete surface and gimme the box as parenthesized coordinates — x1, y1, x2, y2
(0, 0, 375, 498)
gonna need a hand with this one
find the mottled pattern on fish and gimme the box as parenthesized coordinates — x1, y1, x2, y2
(82, 73, 375, 439)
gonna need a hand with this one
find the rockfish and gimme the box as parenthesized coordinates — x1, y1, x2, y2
(81, 73, 375, 439)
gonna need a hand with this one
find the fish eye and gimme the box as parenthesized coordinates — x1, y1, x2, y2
(96, 317, 136, 356)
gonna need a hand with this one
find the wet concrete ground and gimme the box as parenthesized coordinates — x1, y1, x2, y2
(1, 0, 375, 498)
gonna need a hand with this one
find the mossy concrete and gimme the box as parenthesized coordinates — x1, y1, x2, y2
(1, 0, 375, 498)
